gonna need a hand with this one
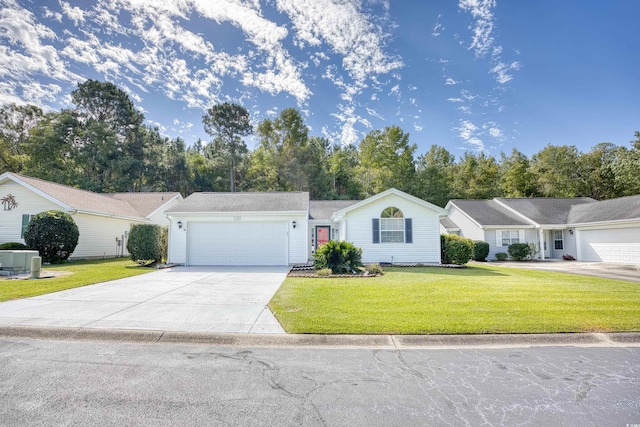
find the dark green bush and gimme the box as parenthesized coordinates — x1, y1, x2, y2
(508, 243, 532, 261)
(127, 224, 167, 265)
(472, 240, 490, 262)
(0, 242, 28, 250)
(313, 240, 363, 274)
(441, 234, 474, 265)
(495, 252, 508, 261)
(23, 210, 79, 263)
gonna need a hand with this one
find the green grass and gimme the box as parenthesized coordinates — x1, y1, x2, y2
(0, 258, 153, 302)
(269, 264, 640, 334)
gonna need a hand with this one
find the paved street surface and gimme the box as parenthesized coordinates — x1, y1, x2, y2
(1, 338, 638, 426)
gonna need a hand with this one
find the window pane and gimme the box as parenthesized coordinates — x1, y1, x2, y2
(502, 231, 511, 246)
(554, 240, 563, 250)
(381, 231, 404, 243)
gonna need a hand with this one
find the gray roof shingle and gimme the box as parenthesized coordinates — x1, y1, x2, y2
(309, 200, 359, 220)
(166, 192, 310, 213)
(568, 194, 640, 224)
(439, 217, 459, 229)
(106, 192, 181, 217)
(496, 197, 596, 225)
(449, 199, 532, 226)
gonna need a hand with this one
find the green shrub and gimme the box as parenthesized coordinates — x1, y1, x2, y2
(23, 211, 79, 263)
(127, 224, 167, 265)
(472, 240, 490, 262)
(313, 240, 363, 274)
(440, 234, 474, 265)
(365, 263, 384, 275)
(495, 252, 508, 261)
(0, 242, 28, 250)
(508, 243, 532, 261)
(316, 268, 333, 277)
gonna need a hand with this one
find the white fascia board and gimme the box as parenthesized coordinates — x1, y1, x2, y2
(145, 193, 184, 219)
(492, 199, 540, 227)
(72, 209, 149, 222)
(1, 173, 71, 211)
(166, 210, 307, 218)
(483, 225, 537, 229)
(569, 218, 640, 228)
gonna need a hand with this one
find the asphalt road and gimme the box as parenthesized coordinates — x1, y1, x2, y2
(1, 338, 639, 426)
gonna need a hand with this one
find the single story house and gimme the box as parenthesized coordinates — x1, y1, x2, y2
(0, 172, 182, 259)
(443, 195, 640, 263)
(166, 188, 448, 266)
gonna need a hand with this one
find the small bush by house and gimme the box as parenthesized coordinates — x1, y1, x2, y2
(0, 242, 28, 250)
(508, 243, 532, 261)
(365, 263, 384, 275)
(23, 210, 79, 263)
(127, 224, 168, 265)
(441, 234, 474, 265)
(313, 240, 363, 274)
(495, 252, 508, 261)
(472, 240, 490, 262)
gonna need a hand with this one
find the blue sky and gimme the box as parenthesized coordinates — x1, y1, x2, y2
(1, 0, 639, 157)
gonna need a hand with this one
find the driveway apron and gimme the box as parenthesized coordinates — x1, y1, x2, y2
(0, 266, 289, 333)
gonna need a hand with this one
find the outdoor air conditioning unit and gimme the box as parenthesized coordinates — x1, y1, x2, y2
(0, 250, 40, 275)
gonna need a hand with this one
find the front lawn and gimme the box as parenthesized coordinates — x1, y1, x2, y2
(269, 265, 640, 334)
(0, 258, 153, 302)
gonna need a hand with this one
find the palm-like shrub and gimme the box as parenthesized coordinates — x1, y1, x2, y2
(313, 240, 363, 274)
(24, 210, 79, 263)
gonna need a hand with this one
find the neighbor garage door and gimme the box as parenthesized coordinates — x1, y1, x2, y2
(578, 226, 640, 263)
(187, 221, 288, 266)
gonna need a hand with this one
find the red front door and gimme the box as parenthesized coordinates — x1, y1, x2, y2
(316, 226, 330, 249)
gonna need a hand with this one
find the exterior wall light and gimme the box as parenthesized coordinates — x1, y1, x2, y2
(569, 229, 573, 235)
(292, 220, 297, 229)
(177, 221, 183, 229)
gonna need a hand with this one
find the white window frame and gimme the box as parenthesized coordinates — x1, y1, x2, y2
(496, 230, 524, 247)
(553, 230, 564, 250)
(380, 207, 404, 243)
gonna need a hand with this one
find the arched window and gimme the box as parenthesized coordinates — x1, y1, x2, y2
(380, 207, 405, 243)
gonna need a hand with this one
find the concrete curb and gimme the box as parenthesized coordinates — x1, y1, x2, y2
(1, 326, 640, 349)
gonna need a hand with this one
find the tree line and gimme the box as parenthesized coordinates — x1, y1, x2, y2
(0, 80, 638, 206)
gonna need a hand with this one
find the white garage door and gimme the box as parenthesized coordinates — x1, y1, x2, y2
(187, 221, 288, 266)
(578, 226, 640, 263)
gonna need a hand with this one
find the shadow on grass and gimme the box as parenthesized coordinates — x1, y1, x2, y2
(385, 266, 508, 277)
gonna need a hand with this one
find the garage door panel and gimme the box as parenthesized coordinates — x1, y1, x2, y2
(579, 226, 640, 264)
(187, 221, 288, 266)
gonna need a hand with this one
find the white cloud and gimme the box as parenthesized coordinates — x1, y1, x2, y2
(458, 0, 495, 59)
(455, 119, 484, 150)
(60, 1, 85, 25)
(432, 23, 444, 37)
(490, 60, 522, 84)
(444, 77, 459, 85)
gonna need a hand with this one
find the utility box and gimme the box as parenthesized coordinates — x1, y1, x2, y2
(0, 250, 40, 275)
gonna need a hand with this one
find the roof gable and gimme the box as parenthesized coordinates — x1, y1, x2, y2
(107, 192, 182, 217)
(309, 200, 359, 220)
(331, 188, 448, 220)
(166, 192, 310, 213)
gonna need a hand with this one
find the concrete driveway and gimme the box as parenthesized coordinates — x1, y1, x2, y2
(488, 260, 640, 282)
(0, 266, 289, 333)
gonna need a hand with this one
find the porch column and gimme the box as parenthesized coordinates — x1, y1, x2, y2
(539, 228, 545, 260)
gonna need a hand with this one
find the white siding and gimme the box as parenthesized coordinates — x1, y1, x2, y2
(71, 214, 144, 259)
(168, 213, 308, 265)
(490, 228, 538, 260)
(343, 194, 442, 263)
(0, 181, 60, 243)
(577, 224, 640, 263)
(447, 206, 485, 241)
(146, 197, 182, 226)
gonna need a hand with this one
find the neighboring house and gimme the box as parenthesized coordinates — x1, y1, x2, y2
(166, 188, 448, 266)
(0, 172, 182, 259)
(443, 195, 640, 264)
